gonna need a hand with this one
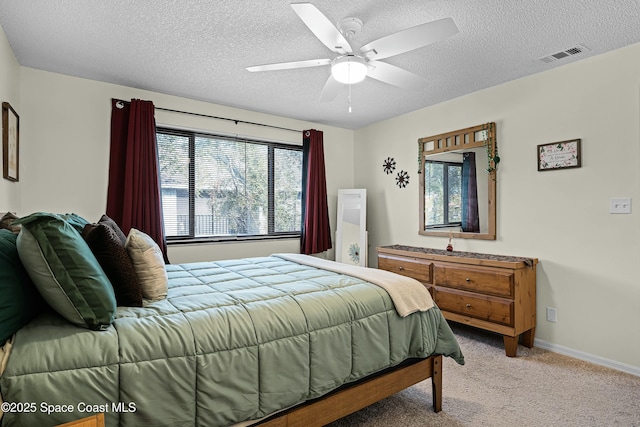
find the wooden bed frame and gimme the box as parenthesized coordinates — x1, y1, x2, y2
(256, 355, 443, 427)
(47, 356, 441, 427)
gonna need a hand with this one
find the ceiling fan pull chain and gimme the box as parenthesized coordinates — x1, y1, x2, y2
(348, 83, 353, 113)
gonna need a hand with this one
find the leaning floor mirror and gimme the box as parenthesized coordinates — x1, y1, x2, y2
(335, 189, 367, 266)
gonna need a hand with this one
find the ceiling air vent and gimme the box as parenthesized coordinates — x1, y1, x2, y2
(538, 44, 589, 63)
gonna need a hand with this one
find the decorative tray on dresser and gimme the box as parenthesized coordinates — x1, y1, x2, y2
(377, 245, 538, 357)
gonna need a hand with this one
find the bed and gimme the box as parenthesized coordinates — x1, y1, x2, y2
(0, 214, 464, 427)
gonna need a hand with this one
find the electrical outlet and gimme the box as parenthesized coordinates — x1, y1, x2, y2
(610, 198, 632, 214)
(546, 307, 557, 323)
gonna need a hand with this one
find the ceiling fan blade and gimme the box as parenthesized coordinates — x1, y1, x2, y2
(246, 58, 331, 72)
(362, 17, 458, 60)
(291, 2, 352, 54)
(319, 75, 342, 102)
(367, 61, 427, 90)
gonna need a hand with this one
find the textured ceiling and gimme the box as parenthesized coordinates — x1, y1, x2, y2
(1, 0, 640, 129)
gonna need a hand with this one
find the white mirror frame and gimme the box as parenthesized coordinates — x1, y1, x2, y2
(335, 189, 367, 266)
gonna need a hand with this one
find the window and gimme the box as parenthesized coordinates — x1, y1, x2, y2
(157, 128, 303, 241)
(423, 160, 462, 228)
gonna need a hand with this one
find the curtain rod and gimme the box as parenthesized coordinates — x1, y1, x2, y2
(154, 106, 302, 134)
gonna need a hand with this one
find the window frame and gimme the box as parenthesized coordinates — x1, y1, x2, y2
(423, 159, 463, 230)
(156, 127, 303, 244)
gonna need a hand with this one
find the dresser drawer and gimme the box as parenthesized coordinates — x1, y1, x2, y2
(434, 264, 513, 297)
(378, 254, 432, 283)
(434, 287, 513, 326)
(378, 245, 537, 357)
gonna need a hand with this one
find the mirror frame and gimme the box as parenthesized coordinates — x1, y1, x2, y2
(418, 122, 497, 240)
(336, 188, 368, 266)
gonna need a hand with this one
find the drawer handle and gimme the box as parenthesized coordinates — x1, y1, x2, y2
(399, 266, 405, 271)
(465, 277, 471, 282)
(465, 304, 471, 308)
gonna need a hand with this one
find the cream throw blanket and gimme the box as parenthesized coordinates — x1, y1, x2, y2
(273, 253, 434, 317)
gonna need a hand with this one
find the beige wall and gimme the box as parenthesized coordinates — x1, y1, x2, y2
(0, 24, 21, 211)
(7, 16, 639, 373)
(18, 67, 354, 263)
(355, 42, 640, 372)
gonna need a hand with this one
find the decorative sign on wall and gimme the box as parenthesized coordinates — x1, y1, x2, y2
(537, 139, 581, 171)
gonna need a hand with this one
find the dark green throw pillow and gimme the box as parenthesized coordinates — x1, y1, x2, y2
(15, 213, 117, 330)
(60, 212, 90, 234)
(0, 229, 47, 342)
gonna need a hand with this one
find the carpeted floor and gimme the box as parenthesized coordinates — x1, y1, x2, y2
(328, 325, 640, 427)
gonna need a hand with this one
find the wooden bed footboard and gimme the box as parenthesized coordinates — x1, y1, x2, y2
(257, 355, 443, 427)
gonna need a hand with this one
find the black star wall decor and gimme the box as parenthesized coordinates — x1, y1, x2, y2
(383, 157, 396, 174)
(396, 170, 409, 188)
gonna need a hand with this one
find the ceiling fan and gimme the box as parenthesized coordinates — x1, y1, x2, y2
(246, 2, 459, 104)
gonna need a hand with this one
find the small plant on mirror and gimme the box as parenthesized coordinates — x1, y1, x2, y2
(483, 122, 500, 174)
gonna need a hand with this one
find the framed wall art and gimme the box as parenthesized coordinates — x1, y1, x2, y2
(537, 138, 581, 171)
(2, 102, 19, 181)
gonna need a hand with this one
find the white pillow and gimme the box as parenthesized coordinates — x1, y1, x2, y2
(125, 228, 168, 301)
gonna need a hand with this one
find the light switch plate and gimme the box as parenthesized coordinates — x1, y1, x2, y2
(610, 198, 632, 214)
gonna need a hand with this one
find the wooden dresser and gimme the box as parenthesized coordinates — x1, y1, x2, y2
(377, 245, 537, 357)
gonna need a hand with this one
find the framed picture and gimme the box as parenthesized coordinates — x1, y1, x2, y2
(537, 139, 581, 171)
(2, 102, 19, 181)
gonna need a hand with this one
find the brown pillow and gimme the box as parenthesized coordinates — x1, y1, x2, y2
(0, 212, 21, 234)
(99, 214, 127, 245)
(82, 223, 143, 307)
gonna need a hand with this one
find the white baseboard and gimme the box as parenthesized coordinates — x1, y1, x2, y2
(534, 338, 640, 377)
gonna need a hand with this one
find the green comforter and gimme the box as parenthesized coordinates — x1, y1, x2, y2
(1, 256, 463, 427)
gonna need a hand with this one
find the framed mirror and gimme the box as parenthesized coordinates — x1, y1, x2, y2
(336, 189, 367, 266)
(418, 123, 497, 240)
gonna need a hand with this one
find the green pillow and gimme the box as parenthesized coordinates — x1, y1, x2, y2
(60, 212, 90, 234)
(0, 230, 46, 342)
(15, 213, 116, 330)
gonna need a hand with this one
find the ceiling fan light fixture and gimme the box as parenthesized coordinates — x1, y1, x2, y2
(331, 55, 367, 84)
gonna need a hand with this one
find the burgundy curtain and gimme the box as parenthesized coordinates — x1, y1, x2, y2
(461, 152, 480, 232)
(107, 99, 168, 262)
(300, 129, 332, 255)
